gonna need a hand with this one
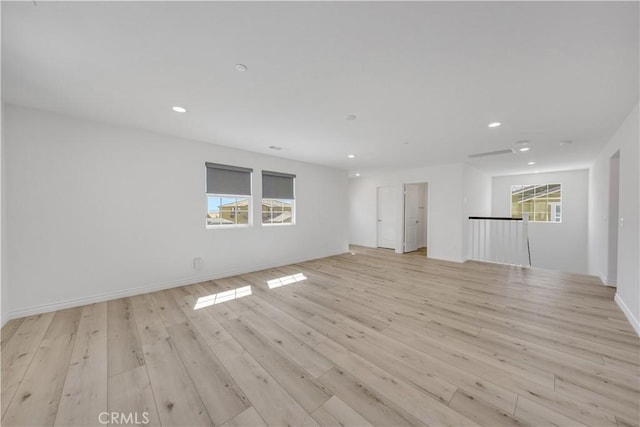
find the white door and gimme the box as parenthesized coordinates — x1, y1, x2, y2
(377, 186, 397, 249)
(404, 184, 420, 253)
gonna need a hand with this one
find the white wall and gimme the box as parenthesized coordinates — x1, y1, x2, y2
(462, 164, 492, 259)
(0, 8, 5, 326)
(492, 169, 589, 274)
(1, 101, 4, 327)
(4, 104, 349, 319)
(348, 163, 465, 262)
(589, 103, 639, 335)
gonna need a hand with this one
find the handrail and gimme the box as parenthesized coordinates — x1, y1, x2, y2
(468, 216, 522, 221)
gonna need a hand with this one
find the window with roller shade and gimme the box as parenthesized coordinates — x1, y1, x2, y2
(262, 170, 295, 225)
(205, 163, 253, 227)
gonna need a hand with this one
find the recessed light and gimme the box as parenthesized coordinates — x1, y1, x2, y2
(345, 115, 357, 121)
(519, 147, 531, 152)
(488, 122, 502, 128)
(355, 173, 361, 177)
(528, 161, 536, 165)
(347, 154, 356, 159)
(235, 64, 247, 72)
(172, 106, 187, 113)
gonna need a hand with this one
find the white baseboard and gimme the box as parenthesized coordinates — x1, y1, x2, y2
(430, 255, 464, 264)
(615, 293, 640, 336)
(6, 250, 347, 321)
(598, 273, 617, 287)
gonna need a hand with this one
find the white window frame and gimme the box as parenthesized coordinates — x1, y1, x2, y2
(510, 184, 562, 224)
(206, 194, 253, 229)
(261, 198, 296, 226)
(549, 202, 562, 223)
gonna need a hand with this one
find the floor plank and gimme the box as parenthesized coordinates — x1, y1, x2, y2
(220, 407, 268, 427)
(221, 316, 332, 413)
(2, 333, 75, 426)
(55, 303, 108, 426)
(210, 338, 316, 426)
(108, 366, 161, 427)
(165, 321, 250, 425)
(107, 298, 145, 377)
(142, 337, 213, 426)
(1, 312, 55, 417)
(310, 395, 373, 427)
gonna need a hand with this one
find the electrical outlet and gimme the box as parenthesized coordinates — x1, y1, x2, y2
(193, 257, 203, 271)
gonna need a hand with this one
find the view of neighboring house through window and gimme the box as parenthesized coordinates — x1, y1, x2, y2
(262, 170, 295, 225)
(511, 183, 562, 222)
(206, 163, 253, 227)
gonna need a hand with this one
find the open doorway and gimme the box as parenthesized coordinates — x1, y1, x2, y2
(607, 151, 620, 286)
(403, 183, 428, 254)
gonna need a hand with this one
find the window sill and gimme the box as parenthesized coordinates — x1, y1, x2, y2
(206, 224, 251, 230)
(262, 223, 295, 227)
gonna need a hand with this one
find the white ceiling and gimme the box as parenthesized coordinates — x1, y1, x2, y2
(2, 1, 638, 176)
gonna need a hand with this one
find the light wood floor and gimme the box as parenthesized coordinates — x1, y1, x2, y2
(2, 246, 639, 427)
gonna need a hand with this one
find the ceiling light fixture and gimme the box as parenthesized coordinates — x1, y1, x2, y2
(235, 64, 248, 72)
(172, 106, 187, 113)
(519, 147, 530, 152)
(355, 173, 361, 177)
(488, 122, 502, 128)
(347, 154, 356, 159)
(528, 161, 536, 165)
(345, 115, 357, 121)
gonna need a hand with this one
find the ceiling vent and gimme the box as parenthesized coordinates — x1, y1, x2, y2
(268, 146, 283, 150)
(468, 148, 515, 159)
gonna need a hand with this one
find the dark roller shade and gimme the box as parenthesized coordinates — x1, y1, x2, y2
(262, 170, 296, 199)
(206, 163, 253, 195)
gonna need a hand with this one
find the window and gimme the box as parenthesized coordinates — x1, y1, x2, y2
(262, 170, 295, 225)
(511, 184, 562, 223)
(206, 163, 253, 227)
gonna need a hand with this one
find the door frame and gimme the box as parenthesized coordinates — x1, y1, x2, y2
(376, 185, 397, 250)
(401, 182, 430, 255)
(607, 151, 620, 286)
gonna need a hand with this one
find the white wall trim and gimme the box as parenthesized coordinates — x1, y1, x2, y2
(6, 251, 345, 321)
(615, 293, 640, 336)
(598, 273, 617, 287)
(430, 255, 464, 264)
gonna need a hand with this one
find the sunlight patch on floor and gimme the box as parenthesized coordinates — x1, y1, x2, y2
(267, 273, 307, 289)
(193, 285, 252, 309)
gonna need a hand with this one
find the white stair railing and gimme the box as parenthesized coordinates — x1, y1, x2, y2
(468, 213, 531, 267)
